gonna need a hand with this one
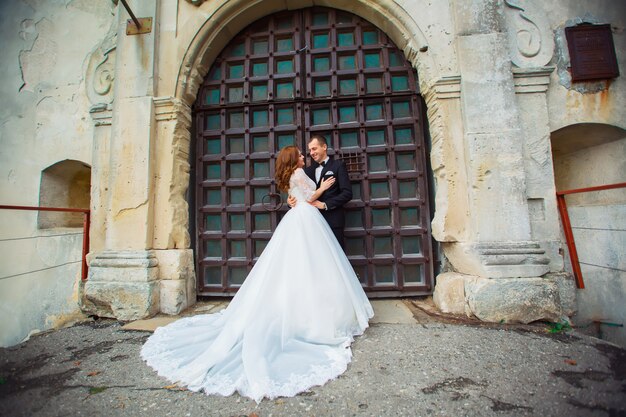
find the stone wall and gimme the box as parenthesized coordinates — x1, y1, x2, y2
(0, 0, 115, 347)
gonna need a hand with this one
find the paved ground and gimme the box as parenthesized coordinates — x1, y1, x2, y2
(1, 299, 624, 417)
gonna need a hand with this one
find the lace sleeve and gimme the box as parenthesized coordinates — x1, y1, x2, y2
(290, 168, 316, 201)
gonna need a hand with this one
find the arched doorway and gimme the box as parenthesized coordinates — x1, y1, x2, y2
(193, 7, 433, 297)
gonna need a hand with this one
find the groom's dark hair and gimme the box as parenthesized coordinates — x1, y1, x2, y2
(308, 134, 327, 147)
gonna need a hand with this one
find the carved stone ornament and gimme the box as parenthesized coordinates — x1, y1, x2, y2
(86, 26, 117, 106)
(504, 0, 554, 68)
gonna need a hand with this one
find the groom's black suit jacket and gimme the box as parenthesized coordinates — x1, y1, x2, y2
(304, 157, 353, 229)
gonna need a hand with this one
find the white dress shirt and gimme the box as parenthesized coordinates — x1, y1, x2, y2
(315, 157, 329, 183)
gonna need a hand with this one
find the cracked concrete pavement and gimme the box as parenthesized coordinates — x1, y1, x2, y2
(1, 299, 624, 417)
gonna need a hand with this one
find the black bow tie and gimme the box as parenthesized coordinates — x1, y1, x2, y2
(320, 161, 326, 167)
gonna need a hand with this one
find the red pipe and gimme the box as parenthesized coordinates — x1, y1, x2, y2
(555, 182, 626, 289)
(0, 205, 90, 281)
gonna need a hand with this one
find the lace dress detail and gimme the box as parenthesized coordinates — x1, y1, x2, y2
(141, 168, 373, 403)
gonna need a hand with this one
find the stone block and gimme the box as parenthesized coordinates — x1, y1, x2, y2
(159, 279, 187, 315)
(465, 277, 562, 324)
(548, 272, 577, 317)
(82, 280, 159, 321)
(433, 272, 469, 315)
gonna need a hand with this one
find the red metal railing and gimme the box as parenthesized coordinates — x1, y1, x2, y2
(0, 205, 90, 281)
(556, 182, 626, 289)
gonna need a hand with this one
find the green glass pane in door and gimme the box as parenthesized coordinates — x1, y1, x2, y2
(403, 264, 422, 283)
(345, 237, 365, 257)
(204, 266, 221, 285)
(228, 86, 243, 103)
(254, 239, 268, 258)
(252, 39, 268, 55)
(338, 55, 356, 70)
(389, 50, 403, 67)
(253, 213, 271, 231)
(253, 161, 269, 178)
(229, 240, 245, 258)
(351, 183, 361, 200)
(229, 214, 245, 231)
(312, 108, 330, 125)
(314, 80, 330, 97)
(399, 207, 419, 226)
(366, 77, 383, 94)
(252, 110, 268, 127)
(252, 136, 269, 152)
(252, 62, 268, 76)
(370, 182, 390, 199)
(276, 81, 293, 99)
(205, 163, 221, 179)
(365, 103, 383, 120)
(204, 240, 221, 258)
(276, 59, 293, 74)
(402, 236, 421, 255)
(340, 131, 358, 148)
(374, 236, 392, 255)
(228, 162, 245, 179)
(313, 56, 330, 72)
(371, 208, 391, 226)
(339, 79, 357, 95)
(205, 189, 221, 205)
(337, 32, 354, 46)
(375, 265, 394, 283)
(312, 12, 328, 26)
(205, 88, 220, 105)
(253, 186, 270, 204)
(345, 209, 363, 228)
(276, 108, 294, 125)
(313, 33, 329, 49)
(208, 66, 221, 81)
(205, 138, 220, 154)
(394, 127, 414, 144)
(228, 136, 244, 153)
(228, 267, 247, 285)
(229, 42, 245, 57)
(229, 188, 245, 205)
(364, 52, 380, 68)
(398, 180, 418, 199)
(366, 130, 385, 146)
(206, 113, 220, 130)
(205, 214, 221, 231)
(252, 84, 267, 101)
(339, 105, 357, 122)
(368, 154, 387, 172)
(254, 239, 268, 257)
(392, 101, 410, 118)
(396, 153, 416, 171)
(277, 134, 295, 149)
(228, 111, 244, 128)
(276, 37, 293, 52)
(362, 30, 378, 45)
(228, 63, 244, 79)
(391, 75, 409, 91)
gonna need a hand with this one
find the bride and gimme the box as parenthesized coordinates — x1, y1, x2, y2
(141, 145, 374, 402)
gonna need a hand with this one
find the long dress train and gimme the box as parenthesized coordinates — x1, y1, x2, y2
(141, 168, 373, 402)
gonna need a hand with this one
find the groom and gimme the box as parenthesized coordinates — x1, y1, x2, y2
(289, 134, 352, 249)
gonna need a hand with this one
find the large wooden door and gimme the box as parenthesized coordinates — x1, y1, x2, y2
(194, 7, 433, 297)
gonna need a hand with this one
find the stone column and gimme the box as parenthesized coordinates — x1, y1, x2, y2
(83, 0, 160, 320)
(434, 0, 562, 323)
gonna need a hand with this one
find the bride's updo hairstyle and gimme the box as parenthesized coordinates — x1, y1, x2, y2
(275, 145, 300, 192)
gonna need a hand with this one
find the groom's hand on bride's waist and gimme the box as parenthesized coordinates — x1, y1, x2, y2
(287, 195, 297, 208)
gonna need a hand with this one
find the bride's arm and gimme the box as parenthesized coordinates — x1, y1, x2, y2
(307, 177, 335, 202)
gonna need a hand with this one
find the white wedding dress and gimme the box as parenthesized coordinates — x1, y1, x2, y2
(141, 168, 373, 402)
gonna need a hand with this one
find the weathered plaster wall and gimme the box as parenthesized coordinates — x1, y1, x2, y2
(545, 1, 626, 132)
(553, 138, 626, 347)
(0, 0, 114, 347)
